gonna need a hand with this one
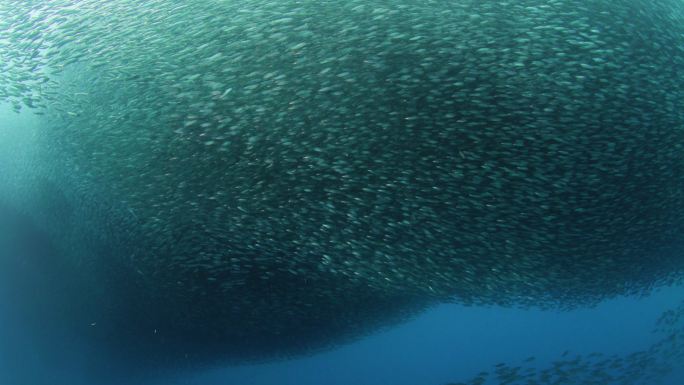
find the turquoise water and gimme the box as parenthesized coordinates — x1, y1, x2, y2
(2, 1, 684, 384)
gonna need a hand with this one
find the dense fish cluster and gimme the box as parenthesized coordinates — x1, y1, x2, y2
(446, 299, 684, 385)
(2, 0, 684, 364)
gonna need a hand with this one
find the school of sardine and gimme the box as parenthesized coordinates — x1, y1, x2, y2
(1, 0, 684, 369)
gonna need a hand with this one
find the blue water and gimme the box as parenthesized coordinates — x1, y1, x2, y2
(2, 282, 682, 385)
(173, 287, 684, 385)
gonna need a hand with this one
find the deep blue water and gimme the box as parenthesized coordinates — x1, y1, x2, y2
(171, 286, 684, 385)
(1, 272, 683, 385)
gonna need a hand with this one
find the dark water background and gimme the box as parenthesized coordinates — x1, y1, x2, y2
(170, 289, 684, 385)
(2, 232, 684, 385)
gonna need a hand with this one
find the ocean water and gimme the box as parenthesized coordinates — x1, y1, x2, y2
(2, 1, 684, 384)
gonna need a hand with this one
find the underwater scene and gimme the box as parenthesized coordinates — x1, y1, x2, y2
(1, 0, 684, 384)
